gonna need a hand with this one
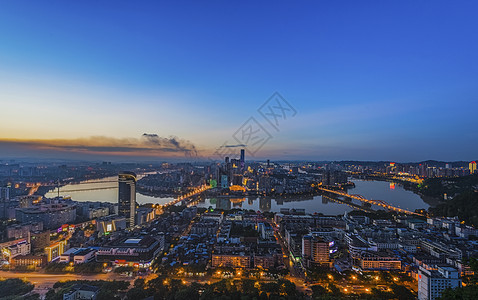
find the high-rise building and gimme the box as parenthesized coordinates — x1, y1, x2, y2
(0, 184, 10, 219)
(118, 171, 136, 227)
(469, 161, 477, 174)
(302, 235, 330, 266)
(418, 266, 461, 300)
(420, 164, 427, 177)
(240, 149, 245, 172)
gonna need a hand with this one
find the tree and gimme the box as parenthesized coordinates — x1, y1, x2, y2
(440, 285, 478, 299)
(0, 278, 34, 298)
(391, 284, 415, 300)
(311, 285, 327, 298)
(438, 258, 478, 299)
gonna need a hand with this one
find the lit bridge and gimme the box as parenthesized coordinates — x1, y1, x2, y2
(161, 184, 210, 208)
(317, 187, 424, 216)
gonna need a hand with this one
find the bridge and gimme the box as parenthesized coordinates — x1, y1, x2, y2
(317, 187, 424, 216)
(161, 184, 211, 208)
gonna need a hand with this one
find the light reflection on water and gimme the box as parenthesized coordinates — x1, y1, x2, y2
(45, 177, 428, 214)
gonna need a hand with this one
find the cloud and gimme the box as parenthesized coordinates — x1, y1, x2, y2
(223, 144, 247, 148)
(0, 134, 199, 159)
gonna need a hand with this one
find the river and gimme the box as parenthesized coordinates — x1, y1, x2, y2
(45, 178, 429, 215)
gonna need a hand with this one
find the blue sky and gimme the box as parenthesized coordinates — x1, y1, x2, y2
(0, 1, 477, 162)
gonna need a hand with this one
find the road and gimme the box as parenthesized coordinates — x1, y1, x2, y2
(0, 271, 133, 298)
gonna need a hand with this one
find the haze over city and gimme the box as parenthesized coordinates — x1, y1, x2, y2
(1, 1, 477, 162)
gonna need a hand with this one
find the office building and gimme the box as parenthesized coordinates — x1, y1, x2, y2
(118, 171, 136, 227)
(418, 266, 461, 300)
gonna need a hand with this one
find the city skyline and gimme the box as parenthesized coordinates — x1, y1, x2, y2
(1, 1, 478, 161)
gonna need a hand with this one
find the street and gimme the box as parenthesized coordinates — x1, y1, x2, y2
(0, 270, 133, 297)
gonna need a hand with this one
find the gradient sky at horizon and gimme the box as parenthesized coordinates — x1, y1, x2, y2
(1, 1, 477, 162)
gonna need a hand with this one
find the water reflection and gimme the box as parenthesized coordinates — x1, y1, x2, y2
(44, 176, 429, 215)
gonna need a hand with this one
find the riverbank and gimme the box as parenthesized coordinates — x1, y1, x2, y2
(349, 175, 442, 208)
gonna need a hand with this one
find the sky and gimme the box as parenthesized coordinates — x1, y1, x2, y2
(0, 1, 477, 162)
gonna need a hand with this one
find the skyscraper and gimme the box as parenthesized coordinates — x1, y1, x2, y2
(240, 149, 245, 172)
(0, 184, 10, 219)
(118, 171, 136, 227)
(469, 161, 477, 174)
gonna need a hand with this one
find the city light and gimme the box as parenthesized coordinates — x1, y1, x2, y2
(0, 1, 478, 300)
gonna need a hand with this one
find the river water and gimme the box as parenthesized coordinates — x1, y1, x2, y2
(45, 178, 429, 215)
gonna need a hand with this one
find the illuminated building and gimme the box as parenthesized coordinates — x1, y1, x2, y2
(136, 207, 156, 225)
(45, 240, 68, 262)
(1, 240, 30, 262)
(418, 266, 461, 300)
(60, 248, 96, 264)
(96, 216, 126, 237)
(358, 251, 401, 270)
(253, 254, 277, 269)
(95, 235, 163, 267)
(419, 164, 427, 177)
(18, 195, 42, 208)
(469, 161, 477, 174)
(118, 171, 136, 227)
(11, 255, 47, 268)
(302, 235, 330, 267)
(212, 254, 251, 268)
